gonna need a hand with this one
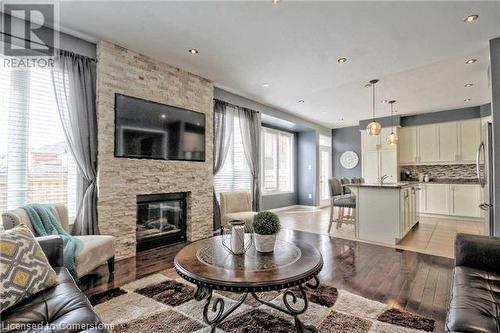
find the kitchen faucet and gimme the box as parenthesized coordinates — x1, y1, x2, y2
(379, 174, 390, 185)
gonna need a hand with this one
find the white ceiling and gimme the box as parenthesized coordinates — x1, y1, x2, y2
(54, 1, 500, 128)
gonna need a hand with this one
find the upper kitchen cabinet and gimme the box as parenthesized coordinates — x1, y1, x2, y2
(438, 122, 458, 162)
(459, 119, 481, 163)
(361, 128, 398, 183)
(398, 127, 417, 164)
(417, 124, 439, 163)
(398, 119, 481, 165)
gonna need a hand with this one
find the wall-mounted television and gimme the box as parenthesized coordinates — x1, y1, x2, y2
(114, 93, 206, 162)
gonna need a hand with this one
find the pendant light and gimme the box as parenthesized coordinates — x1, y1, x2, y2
(387, 100, 398, 145)
(366, 79, 382, 136)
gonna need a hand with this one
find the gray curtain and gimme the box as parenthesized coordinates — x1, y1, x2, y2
(51, 50, 98, 235)
(213, 100, 234, 231)
(238, 107, 261, 211)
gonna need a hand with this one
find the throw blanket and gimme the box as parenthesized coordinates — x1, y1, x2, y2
(22, 204, 83, 280)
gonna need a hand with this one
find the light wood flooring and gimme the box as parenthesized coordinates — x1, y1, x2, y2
(274, 205, 486, 258)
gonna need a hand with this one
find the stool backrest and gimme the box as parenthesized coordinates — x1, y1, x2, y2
(328, 178, 343, 197)
(340, 178, 351, 195)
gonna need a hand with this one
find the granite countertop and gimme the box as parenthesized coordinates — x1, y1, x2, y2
(405, 178, 479, 184)
(346, 182, 414, 188)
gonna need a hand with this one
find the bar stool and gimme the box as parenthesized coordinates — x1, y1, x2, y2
(328, 178, 356, 234)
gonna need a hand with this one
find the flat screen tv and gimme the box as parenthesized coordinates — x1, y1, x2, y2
(114, 94, 206, 161)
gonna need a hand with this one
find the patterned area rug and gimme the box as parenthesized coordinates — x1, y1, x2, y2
(92, 273, 435, 332)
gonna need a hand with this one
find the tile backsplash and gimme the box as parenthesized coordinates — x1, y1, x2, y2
(402, 164, 477, 180)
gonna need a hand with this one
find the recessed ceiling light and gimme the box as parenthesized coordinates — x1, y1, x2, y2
(262, 83, 270, 88)
(188, 48, 199, 54)
(337, 57, 348, 64)
(381, 99, 388, 103)
(298, 99, 305, 103)
(464, 83, 474, 88)
(161, 114, 167, 119)
(464, 98, 471, 102)
(465, 58, 477, 64)
(463, 14, 478, 23)
(364, 83, 371, 88)
(272, 0, 281, 4)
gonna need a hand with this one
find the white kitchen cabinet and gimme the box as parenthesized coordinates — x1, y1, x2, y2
(398, 127, 417, 164)
(362, 131, 380, 151)
(361, 130, 398, 183)
(438, 122, 458, 162)
(424, 184, 449, 215)
(417, 183, 482, 218)
(417, 125, 439, 163)
(459, 119, 481, 162)
(398, 119, 481, 165)
(450, 184, 481, 218)
(379, 150, 398, 182)
(362, 150, 379, 183)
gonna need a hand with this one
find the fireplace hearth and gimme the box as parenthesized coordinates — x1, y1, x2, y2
(136, 192, 187, 251)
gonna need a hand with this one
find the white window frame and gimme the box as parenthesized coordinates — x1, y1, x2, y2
(261, 127, 295, 195)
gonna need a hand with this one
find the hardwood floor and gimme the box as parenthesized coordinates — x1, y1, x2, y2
(83, 229, 453, 332)
(275, 205, 485, 258)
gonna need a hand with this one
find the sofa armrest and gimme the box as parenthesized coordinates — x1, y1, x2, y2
(455, 233, 500, 274)
(36, 235, 64, 268)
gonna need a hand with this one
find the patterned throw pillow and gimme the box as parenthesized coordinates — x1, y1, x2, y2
(0, 225, 58, 311)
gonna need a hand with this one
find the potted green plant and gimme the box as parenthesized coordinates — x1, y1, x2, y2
(253, 211, 281, 253)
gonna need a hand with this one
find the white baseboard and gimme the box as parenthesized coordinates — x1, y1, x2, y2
(419, 213, 484, 222)
(267, 205, 322, 212)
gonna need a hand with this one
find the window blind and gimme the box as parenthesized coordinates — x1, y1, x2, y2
(0, 56, 79, 221)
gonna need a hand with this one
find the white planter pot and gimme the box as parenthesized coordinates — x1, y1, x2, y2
(253, 233, 277, 253)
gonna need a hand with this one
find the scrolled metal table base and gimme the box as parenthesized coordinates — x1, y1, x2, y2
(194, 275, 320, 333)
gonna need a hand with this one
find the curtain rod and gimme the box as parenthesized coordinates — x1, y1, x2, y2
(213, 98, 260, 113)
(0, 32, 96, 61)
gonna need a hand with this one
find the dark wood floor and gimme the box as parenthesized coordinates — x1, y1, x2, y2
(82, 229, 453, 332)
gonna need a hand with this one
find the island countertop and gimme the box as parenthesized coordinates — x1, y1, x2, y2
(346, 182, 415, 188)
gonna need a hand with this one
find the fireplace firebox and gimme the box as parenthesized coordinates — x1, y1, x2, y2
(136, 192, 187, 251)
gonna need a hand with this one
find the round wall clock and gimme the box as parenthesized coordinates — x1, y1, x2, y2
(340, 151, 359, 169)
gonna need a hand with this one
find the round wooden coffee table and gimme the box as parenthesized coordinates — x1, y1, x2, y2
(174, 235, 323, 333)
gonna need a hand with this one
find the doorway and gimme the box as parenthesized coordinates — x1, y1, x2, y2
(319, 135, 332, 207)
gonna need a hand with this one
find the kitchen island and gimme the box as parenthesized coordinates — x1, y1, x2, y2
(347, 183, 419, 245)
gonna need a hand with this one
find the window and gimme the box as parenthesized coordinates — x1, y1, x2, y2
(214, 108, 253, 196)
(261, 127, 294, 194)
(0, 57, 79, 220)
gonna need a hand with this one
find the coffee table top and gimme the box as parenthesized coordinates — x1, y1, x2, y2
(174, 235, 323, 292)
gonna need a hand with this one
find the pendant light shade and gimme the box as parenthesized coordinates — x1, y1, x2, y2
(366, 79, 381, 136)
(367, 121, 382, 136)
(387, 100, 398, 145)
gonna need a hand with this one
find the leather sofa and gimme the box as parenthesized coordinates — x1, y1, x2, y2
(446, 233, 500, 332)
(0, 235, 108, 333)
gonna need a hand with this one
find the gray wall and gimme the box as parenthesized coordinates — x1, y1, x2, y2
(297, 131, 317, 206)
(358, 105, 489, 129)
(490, 38, 500, 237)
(331, 126, 361, 179)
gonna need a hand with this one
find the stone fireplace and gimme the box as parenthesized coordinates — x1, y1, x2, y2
(96, 41, 214, 259)
(136, 192, 188, 251)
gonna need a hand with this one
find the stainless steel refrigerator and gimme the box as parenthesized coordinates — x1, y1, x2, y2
(477, 121, 495, 236)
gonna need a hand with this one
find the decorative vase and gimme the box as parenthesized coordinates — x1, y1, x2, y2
(253, 233, 277, 253)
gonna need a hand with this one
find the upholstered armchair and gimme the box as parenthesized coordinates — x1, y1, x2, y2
(219, 192, 257, 232)
(2, 204, 115, 278)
